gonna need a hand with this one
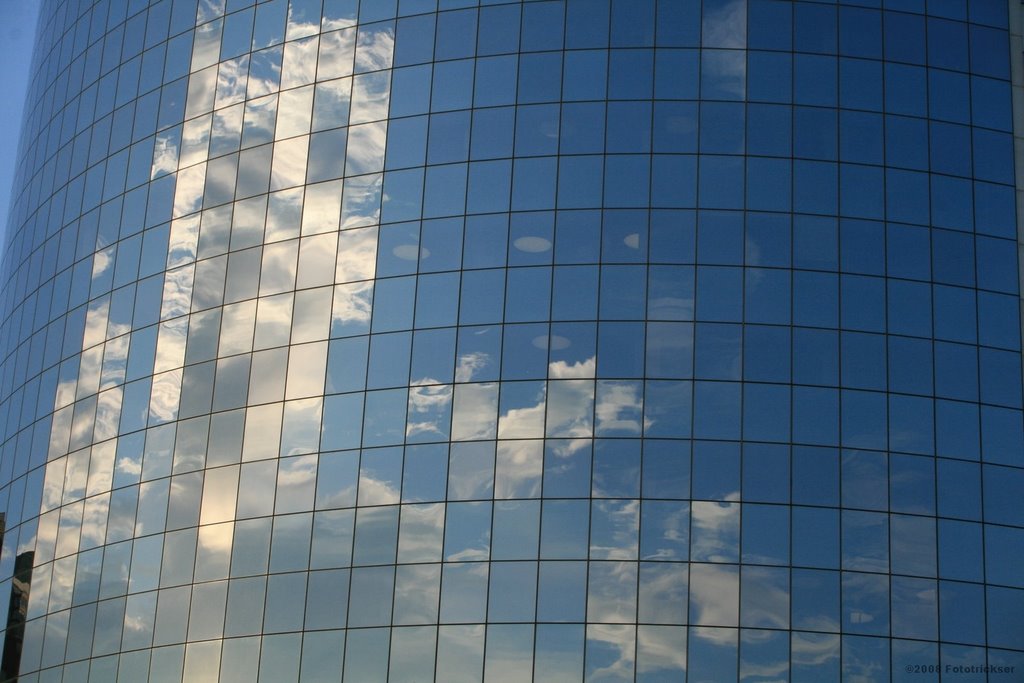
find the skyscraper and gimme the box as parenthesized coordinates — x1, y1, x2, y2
(1, 0, 1023, 680)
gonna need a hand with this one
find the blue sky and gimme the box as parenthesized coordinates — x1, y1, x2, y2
(0, 2, 41, 239)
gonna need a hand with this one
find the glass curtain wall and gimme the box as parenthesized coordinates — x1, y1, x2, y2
(0, 0, 1022, 681)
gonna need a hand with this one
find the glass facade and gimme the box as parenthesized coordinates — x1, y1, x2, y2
(0, 0, 1023, 681)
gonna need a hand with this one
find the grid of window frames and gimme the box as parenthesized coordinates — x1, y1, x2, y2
(0, 0, 1022, 681)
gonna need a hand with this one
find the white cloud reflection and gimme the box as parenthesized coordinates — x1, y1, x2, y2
(595, 381, 648, 435)
(455, 352, 490, 383)
(637, 625, 687, 677)
(702, 0, 747, 48)
(689, 564, 740, 637)
(586, 623, 636, 682)
(406, 381, 453, 439)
